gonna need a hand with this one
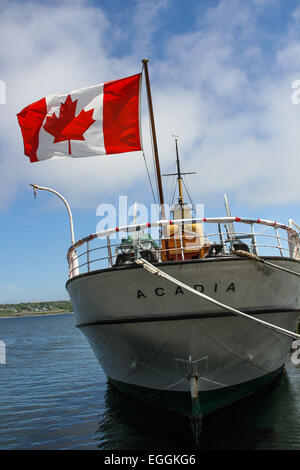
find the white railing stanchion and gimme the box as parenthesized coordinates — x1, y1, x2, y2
(107, 236, 113, 268)
(275, 227, 283, 257)
(65, 217, 300, 275)
(250, 224, 258, 255)
(86, 240, 90, 272)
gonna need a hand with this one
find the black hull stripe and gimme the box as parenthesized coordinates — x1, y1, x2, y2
(76, 306, 300, 328)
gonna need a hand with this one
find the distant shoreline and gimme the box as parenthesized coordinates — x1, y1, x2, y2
(0, 301, 73, 319)
(0, 311, 73, 319)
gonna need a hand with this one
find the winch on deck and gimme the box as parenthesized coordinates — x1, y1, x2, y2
(114, 233, 160, 266)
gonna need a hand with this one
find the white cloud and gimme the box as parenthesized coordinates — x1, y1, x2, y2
(202, 0, 255, 37)
(152, 0, 300, 208)
(132, 0, 169, 55)
(251, 0, 278, 6)
(0, 0, 145, 210)
(1, 0, 300, 216)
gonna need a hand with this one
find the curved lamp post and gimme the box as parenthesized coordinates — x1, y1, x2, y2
(30, 184, 79, 277)
(30, 184, 75, 245)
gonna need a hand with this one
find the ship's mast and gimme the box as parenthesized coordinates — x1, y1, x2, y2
(163, 137, 196, 215)
(175, 137, 184, 206)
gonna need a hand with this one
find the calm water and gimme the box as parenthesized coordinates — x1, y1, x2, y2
(0, 313, 300, 450)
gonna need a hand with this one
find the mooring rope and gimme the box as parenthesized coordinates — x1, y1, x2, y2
(234, 250, 300, 278)
(135, 258, 300, 340)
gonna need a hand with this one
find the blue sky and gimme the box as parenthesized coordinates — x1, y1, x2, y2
(1, 0, 300, 302)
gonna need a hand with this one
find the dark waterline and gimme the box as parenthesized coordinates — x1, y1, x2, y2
(0, 313, 299, 450)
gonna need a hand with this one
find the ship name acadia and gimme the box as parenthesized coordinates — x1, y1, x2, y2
(137, 282, 236, 298)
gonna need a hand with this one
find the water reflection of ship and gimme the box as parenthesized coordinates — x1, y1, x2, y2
(96, 369, 290, 450)
(96, 381, 191, 450)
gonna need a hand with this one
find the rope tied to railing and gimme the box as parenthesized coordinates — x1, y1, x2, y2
(234, 250, 261, 262)
(135, 257, 300, 341)
(234, 250, 300, 277)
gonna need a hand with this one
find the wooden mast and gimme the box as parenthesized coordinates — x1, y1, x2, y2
(174, 137, 184, 205)
(162, 137, 196, 211)
(141, 59, 166, 221)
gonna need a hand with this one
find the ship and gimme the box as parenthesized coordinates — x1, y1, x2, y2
(31, 60, 300, 443)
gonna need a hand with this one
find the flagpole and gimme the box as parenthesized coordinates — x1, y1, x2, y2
(141, 59, 166, 221)
(142, 59, 170, 261)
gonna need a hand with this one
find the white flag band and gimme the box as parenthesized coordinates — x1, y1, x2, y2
(17, 73, 142, 162)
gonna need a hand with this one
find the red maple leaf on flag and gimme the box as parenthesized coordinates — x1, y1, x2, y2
(43, 95, 95, 155)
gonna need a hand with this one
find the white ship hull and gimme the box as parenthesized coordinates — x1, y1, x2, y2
(67, 256, 300, 418)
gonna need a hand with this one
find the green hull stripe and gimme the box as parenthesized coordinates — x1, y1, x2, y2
(109, 366, 283, 418)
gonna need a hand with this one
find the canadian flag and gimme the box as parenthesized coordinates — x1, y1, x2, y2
(17, 73, 142, 163)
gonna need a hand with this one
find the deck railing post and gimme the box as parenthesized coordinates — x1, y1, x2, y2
(218, 223, 226, 254)
(107, 236, 113, 268)
(251, 224, 258, 256)
(86, 241, 90, 272)
(275, 227, 283, 257)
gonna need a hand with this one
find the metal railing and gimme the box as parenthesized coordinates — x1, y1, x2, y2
(67, 217, 300, 278)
